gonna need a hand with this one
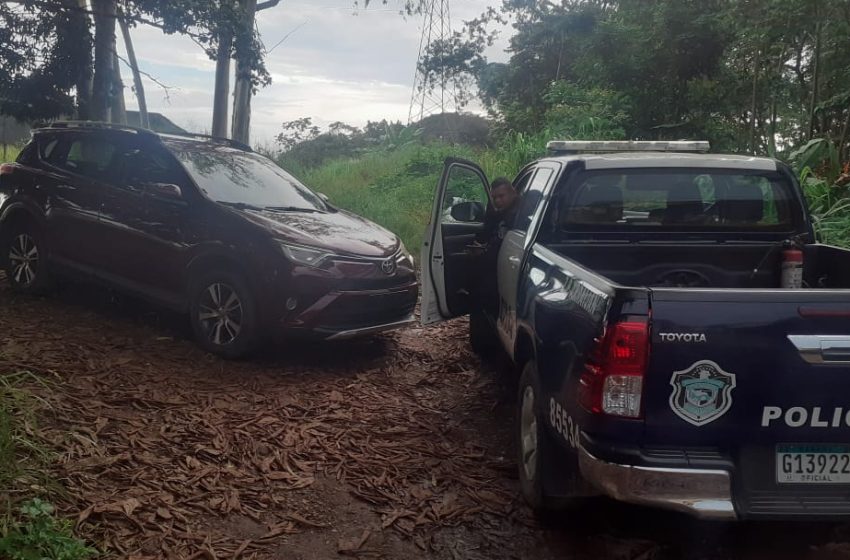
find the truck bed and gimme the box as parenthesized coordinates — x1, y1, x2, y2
(544, 241, 850, 289)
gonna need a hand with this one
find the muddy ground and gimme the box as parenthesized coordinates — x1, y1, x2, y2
(3, 281, 850, 560)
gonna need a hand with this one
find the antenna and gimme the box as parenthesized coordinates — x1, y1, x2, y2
(408, 0, 457, 124)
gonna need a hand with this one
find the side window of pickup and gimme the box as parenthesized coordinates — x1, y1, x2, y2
(514, 168, 553, 232)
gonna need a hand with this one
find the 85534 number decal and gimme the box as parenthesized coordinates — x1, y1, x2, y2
(550, 398, 580, 448)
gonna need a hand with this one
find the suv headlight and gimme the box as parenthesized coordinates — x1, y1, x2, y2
(399, 241, 413, 266)
(279, 242, 332, 268)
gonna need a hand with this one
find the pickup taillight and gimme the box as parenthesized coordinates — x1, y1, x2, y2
(578, 318, 649, 419)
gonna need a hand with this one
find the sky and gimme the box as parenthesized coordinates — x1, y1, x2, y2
(116, 1, 512, 146)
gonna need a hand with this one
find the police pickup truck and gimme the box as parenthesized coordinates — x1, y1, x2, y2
(421, 141, 850, 520)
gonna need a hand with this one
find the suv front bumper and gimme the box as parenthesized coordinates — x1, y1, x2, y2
(577, 445, 737, 520)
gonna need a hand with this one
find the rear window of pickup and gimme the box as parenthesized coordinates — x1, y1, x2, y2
(553, 169, 799, 233)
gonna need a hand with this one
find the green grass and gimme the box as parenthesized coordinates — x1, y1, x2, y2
(0, 372, 94, 559)
(1, 145, 20, 163)
(298, 143, 472, 252)
(0, 499, 96, 560)
(294, 137, 544, 253)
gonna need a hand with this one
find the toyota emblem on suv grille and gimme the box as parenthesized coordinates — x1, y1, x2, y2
(381, 258, 397, 275)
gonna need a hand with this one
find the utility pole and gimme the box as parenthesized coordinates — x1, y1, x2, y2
(408, 0, 456, 124)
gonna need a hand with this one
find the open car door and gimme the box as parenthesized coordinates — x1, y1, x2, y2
(421, 158, 489, 325)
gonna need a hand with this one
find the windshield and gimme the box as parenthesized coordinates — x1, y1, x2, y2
(553, 169, 800, 234)
(164, 139, 327, 211)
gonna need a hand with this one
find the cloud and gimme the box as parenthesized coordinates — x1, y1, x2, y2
(118, 0, 509, 144)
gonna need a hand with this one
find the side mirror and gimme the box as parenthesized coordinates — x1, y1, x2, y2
(144, 182, 184, 202)
(449, 200, 485, 223)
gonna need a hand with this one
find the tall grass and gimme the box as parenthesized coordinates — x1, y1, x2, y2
(0, 372, 54, 499)
(299, 143, 474, 252)
(295, 134, 547, 252)
(0, 372, 93, 559)
(1, 145, 20, 163)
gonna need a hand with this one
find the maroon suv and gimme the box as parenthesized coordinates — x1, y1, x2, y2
(0, 122, 417, 357)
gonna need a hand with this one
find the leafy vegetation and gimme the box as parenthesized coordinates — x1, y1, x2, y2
(1, 145, 21, 163)
(297, 133, 545, 252)
(426, 0, 850, 160)
(0, 499, 96, 560)
(0, 372, 95, 559)
(792, 139, 850, 246)
(281, 0, 850, 253)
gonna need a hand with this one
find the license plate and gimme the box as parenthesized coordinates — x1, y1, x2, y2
(776, 445, 850, 484)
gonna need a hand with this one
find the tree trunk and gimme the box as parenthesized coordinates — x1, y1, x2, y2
(111, 50, 127, 124)
(231, 0, 258, 145)
(808, 18, 822, 140)
(91, 0, 118, 122)
(839, 108, 850, 165)
(749, 48, 760, 155)
(212, 28, 233, 138)
(118, 11, 149, 129)
(70, 0, 93, 120)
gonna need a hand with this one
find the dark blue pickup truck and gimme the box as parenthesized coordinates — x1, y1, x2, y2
(421, 141, 850, 520)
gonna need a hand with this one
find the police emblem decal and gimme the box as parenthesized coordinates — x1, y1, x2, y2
(669, 360, 736, 426)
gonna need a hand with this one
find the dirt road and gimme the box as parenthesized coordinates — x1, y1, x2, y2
(2, 282, 850, 560)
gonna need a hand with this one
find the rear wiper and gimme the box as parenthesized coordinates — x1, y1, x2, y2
(217, 201, 265, 211)
(263, 206, 324, 213)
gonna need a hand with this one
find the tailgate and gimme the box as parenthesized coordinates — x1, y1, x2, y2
(644, 289, 850, 517)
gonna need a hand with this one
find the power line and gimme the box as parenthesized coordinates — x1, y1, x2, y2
(408, 0, 456, 124)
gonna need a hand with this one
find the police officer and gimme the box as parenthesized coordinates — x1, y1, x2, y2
(470, 177, 519, 315)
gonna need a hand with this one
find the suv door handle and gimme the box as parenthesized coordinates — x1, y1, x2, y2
(508, 256, 521, 266)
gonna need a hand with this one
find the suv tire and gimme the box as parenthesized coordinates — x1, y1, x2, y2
(2, 221, 52, 295)
(189, 269, 259, 359)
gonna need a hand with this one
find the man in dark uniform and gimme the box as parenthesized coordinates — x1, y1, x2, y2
(470, 177, 519, 315)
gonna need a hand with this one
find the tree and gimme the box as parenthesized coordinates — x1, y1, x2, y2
(275, 117, 321, 151)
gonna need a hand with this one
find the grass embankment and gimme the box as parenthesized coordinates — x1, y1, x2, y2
(297, 138, 541, 252)
(0, 373, 95, 559)
(1, 145, 21, 163)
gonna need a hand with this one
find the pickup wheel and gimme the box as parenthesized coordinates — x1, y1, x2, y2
(2, 221, 52, 295)
(469, 310, 499, 356)
(517, 360, 577, 521)
(189, 269, 259, 359)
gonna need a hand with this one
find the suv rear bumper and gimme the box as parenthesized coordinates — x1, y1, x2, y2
(577, 445, 737, 520)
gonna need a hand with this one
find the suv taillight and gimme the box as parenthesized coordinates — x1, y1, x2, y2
(578, 318, 649, 418)
(0, 163, 15, 176)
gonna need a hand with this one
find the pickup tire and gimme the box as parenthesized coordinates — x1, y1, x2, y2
(517, 360, 584, 522)
(469, 310, 499, 356)
(517, 360, 560, 517)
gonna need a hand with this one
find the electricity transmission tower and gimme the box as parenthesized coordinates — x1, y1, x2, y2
(408, 0, 457, 124)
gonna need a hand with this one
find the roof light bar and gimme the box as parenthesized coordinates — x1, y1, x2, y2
(547, 140, 711, 154)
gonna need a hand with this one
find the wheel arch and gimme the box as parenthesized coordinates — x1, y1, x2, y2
(0, 205, 46, 266)
(185, 249, 247, 282)
(184, 247, 271, 325)
(0, 203, 45, 234)
(514, 326, 537, 370)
